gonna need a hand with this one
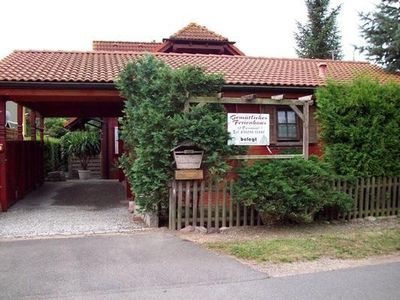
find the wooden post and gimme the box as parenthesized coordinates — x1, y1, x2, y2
(39, 114, 44, 143)
(30, 110, 36, 141)
(17, 104, 23, 140)
(177, 181, 183, 230)
(185, 181, 190, 227)
(0, 99, 7, 211)
(171, 181, 177, 230)
(303, 101, 310, 160)
(193, 181, 198, 227)
(101, 118, 109, 179)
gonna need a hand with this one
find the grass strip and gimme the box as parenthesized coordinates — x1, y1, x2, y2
(207, 228, 400, 263)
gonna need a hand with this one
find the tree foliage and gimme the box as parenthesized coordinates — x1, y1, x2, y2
(44, 118, 68, 138)
(117, 55, 239, 212)
(316, 77, 400, 176)
(295, 0, 343, 59)
(234, 158, 352, 224)
(360, 0, 400, 72)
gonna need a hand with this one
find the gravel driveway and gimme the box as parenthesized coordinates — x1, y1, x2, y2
(0, 180, 143, 238)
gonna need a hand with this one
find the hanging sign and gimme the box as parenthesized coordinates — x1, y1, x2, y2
(227, 113, 270, 145)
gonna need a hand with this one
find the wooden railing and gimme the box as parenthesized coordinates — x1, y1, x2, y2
(168, 176, 400, 230)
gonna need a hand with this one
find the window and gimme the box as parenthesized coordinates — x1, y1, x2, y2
(277, 110, 298, 140)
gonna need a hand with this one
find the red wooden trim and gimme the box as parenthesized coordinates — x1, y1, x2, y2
(0, 100, 7, 211)
(0, 88, 120, 99)
(17, 105, 23, 140)
(226, 43, 245, 56)
(39, 114, 44, 143)
(30, 111, 36, 141)
(101, 117, 110, 179)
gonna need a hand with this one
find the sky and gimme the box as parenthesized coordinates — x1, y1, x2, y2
(0, 0, 379, 61)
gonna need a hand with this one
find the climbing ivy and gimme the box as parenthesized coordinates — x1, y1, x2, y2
(117, 55, 240, 212)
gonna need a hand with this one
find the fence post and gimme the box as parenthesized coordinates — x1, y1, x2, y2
(370, 177, 376, 217)
(222, 180, 227, 228)
(193, 181, 198, 227)
(215, 180, 220, 229)
(359, 178, 365, 218)
(177, 181, 183, 230)
(397, 177, 400, 215)
(236, 202, 240, 227)
(382, 177, 387, 216)
(207, 178, 212, 230)
(170, 181, 177, 230)
(185, 181, 190, 227)
(200, 181, 205, 228)
(229, 180, 234, 227)
(366, 177, 372, 217)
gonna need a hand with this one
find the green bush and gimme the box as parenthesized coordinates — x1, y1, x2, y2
(234, 158, 352, 224)
(316, 77, 400, 176)
(60, 131, 101, 170)
(43, 138, 67, 175)
(117, 55, 241, 212)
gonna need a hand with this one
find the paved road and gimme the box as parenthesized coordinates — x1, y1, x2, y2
(1, 233, 399, 299)
(0, 180, 143, 238)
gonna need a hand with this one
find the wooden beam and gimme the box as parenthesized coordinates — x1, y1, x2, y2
(241, 94, 256, 102)
(229, 154, 303, 160)
(271, 94, 284, 100)
(298, 95, 313, 101)
(289, 104, 304, 121)
(190, 96, 307, 106)
(303, 101, 310, 160)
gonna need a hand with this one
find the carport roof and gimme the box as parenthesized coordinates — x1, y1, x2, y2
(0, 50, 399, 88)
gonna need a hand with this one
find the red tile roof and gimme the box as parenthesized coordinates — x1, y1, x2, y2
(0, 50, 399, 87)
(169, 23, 229, 42)
(93, 41, 162, 52)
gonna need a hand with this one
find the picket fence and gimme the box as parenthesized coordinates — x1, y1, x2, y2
(168, 179, 261, 230)
(334, 177, 400, 220)
(168, 176, 400, 230)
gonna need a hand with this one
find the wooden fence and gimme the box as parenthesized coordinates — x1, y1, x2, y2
(169, 179, 261, 230)
(169, 176, 400, 230)
(334, 177, 400, 220)
(1, 141, 44, 211)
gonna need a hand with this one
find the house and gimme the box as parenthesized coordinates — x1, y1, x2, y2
(0, 22, 399, 211)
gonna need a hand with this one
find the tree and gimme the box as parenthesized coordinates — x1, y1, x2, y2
(360, 0, 400, 72)
(117, 55, 239, 212)
(295, 0, 343, 59)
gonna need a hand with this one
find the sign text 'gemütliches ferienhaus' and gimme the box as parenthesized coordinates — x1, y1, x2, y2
(227, 113, 270, 145)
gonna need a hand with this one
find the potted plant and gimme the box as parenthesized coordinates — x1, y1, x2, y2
(61, 131, 101, 180)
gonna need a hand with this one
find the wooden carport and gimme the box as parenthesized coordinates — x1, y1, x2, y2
(0, 82, 124, 211)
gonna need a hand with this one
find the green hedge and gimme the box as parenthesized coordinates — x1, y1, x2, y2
(43, 138, 67, 175)
(316, 77, 400, 176)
